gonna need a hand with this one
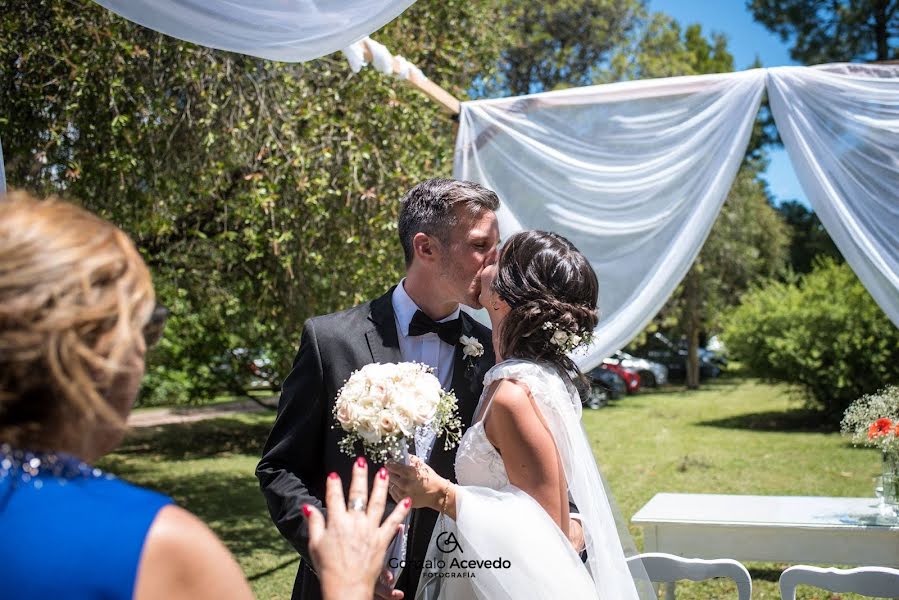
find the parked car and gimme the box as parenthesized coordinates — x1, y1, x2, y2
(639, 332, 721, 381)
(586, 367, 627, 401)
(214, 347, 277, 390)
(609, 351, 668, 387)
(703, 335, 728, 367)
(577, 377, 608, 410)
(601, 361, 641, 394)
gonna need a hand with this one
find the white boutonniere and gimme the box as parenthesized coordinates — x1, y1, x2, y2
(460, 334, 484, 359)
(460, 334, 484, 374)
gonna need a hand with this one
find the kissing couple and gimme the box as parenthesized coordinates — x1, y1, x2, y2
(256, 178, 655, 600)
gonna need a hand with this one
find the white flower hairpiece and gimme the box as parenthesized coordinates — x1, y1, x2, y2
(542, 321, 593, 354)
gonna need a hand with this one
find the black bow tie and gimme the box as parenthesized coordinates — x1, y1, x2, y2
(407, 310, 463, 346)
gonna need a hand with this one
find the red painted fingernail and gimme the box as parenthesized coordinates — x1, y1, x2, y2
(378, 467, 388, 480)
(302, 504, 312, 517)
(328, 472, 339, 480)
(403, 497, 412, 508)
(356, 457, 367, 469)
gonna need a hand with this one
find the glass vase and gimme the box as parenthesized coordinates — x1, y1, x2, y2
(880, 451, 899, 512)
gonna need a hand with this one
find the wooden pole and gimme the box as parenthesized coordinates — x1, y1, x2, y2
(361, 44, 461, 115)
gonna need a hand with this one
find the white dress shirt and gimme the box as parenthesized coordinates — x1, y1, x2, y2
(391, 279, 459, 460)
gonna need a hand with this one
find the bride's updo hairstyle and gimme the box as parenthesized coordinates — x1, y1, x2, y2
(491, 230, 599, 375)
(0, 192, 155, 447)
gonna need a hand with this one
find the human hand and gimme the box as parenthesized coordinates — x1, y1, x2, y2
(385, 455, 447, 510)
(305, 457, 411, 600)
(374, 568, 405, 600)
(568, 517, 585, 554)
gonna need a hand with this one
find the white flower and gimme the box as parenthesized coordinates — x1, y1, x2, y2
(335, 401, 357, 429)
(550, 330, 569, 346)
(460, 334, 484, 358)
(378, 410, 399, 436)
(333, 361, 462, 463)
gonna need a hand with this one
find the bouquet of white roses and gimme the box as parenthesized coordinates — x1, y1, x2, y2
(333, 362, 462, 463)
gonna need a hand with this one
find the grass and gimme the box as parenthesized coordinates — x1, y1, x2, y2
(99, 378, 888, 599)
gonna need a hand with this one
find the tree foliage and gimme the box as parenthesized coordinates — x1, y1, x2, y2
(484, 0, 646, 96)
(724, 259, 899, 421)
(748, 0, 899, 63)
(776, 200, 843, 274)
(1, 0, 510, 404)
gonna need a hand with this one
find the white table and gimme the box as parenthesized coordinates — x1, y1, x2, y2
(632, 493, 899, 568)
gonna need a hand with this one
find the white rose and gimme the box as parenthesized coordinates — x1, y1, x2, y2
(357, 415, 381, 443)
(550, 330, 569, 346)
(394, 410, 415, 437)
(367, 381, 389, 407)
(460, 334, 484, 358)
(378, 410, 399, 436)
(411, 390, 439, 425)
(335, 401, 357, 429)
(569, 333, 582, 347)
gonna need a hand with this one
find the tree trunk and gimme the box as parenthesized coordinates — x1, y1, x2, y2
(684, 268, 701, 390)
(874, 0, 889, 60)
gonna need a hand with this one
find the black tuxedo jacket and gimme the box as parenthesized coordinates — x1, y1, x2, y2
(256, 288, 496, 600)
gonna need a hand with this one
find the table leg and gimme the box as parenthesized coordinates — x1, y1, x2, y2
(665, 581, 676, 599)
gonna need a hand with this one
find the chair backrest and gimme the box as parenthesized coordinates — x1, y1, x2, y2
(779, 565, 899, 600)
(627, 552, 752, 600)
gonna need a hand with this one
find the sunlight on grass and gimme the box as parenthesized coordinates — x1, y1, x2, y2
(100, 379, 886, 599)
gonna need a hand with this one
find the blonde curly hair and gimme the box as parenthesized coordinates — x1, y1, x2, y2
(0, 192, 155, 447)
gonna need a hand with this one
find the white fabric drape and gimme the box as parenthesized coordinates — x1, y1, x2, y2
(92, 0, 416, 63)
(767, 64, 899, 328)
(455, 70, 767, 370)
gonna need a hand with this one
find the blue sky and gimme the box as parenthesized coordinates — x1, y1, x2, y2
(649, 0, 810, 207)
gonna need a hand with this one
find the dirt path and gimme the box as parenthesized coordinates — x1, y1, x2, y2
(127, 398, 277, 428)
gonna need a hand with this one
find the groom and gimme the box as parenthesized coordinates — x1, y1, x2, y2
(256, 178, 502, 600)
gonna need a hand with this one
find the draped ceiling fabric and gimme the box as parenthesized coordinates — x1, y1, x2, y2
(455, 70, 767, 370)
(767, 64, 899, 328)
(92, 0, 417, 63)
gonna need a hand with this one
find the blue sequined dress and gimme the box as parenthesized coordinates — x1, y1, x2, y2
(0, 445, 172, 599)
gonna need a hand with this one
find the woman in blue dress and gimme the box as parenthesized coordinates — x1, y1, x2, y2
(0, 192, 410, 600)
(0, 192, 256, 600)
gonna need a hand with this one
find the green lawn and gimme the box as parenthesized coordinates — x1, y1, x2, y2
(99, 378, 889, 599)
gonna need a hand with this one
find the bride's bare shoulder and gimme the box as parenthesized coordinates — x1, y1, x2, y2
(484, 378, 549, 440)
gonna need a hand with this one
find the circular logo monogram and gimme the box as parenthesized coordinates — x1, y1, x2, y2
(435, 531, 463, 554)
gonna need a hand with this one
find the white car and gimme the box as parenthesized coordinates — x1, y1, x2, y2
(609, 351, 668, 387)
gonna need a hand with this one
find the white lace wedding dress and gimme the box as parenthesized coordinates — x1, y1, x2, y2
(416, 359, 655, 600)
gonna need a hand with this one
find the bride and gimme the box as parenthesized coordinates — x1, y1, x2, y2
(387, 230, 655, 600)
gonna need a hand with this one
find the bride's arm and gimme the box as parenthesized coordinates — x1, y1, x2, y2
(386, 382, 569, 530)
(483, 380, 569, 534)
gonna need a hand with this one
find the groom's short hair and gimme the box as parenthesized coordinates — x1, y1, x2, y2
(398, 178, 500, 266)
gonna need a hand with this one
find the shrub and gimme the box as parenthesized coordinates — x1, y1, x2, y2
(723, 259, 899, 421)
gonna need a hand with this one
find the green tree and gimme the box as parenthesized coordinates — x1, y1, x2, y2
(480, 0, 647, 95)
(724, 259, 899, 421)
(0, 0, 509, 405)
(748, 0, 899, 63)
(776, 200, 843, 274)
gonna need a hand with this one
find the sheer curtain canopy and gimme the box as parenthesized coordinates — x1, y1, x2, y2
(455, 70, 767, 370)
(91, 0, 417, 62)
(767, 64, 899, 328)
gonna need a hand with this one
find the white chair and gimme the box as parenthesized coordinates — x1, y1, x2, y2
(779, 565, 899, 599)
(627, 552, 752, 599)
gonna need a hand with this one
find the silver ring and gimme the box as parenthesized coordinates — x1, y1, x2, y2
(349, 496, 367, 512)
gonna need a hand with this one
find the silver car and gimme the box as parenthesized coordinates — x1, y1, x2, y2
(610, 351, 668, 387)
